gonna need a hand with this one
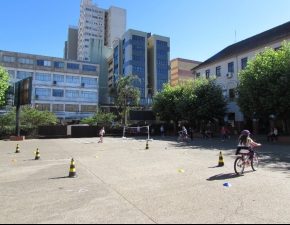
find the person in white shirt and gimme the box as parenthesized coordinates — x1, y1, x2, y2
(160, 125, 164, 137)
(98, 127, 105, 143)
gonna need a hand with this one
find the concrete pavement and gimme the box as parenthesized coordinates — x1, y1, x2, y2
(0, 135, 290, 224)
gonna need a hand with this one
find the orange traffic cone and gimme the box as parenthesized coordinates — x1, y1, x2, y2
(145, 140, 149, 149)
(68, 158, 77, 178)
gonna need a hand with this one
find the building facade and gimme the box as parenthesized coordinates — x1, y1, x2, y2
(75, 0, 126, 61)
(170, 58, 201, 87)
(0, 50, 100, 122)
(191, 21, 290, 134)
(112, 29, 170, 107)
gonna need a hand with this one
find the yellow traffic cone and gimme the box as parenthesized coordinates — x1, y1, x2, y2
(218, 151, 224, 167)
(15, 144, 20, 153)
(68, 158, 77, 178)
(35, 148, 40, 160)
(146, 140, 149, 149)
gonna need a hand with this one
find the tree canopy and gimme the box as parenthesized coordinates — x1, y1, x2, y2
(108, 75, 141, 125)
(152, 77, 228, 133)
(0, 64, 11, 106)
(236, 41, 290, 121)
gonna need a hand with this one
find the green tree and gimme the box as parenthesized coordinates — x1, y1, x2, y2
(152, 83, 186, 135)
(108, 75, 141, 125)
(0, 106, 58, 128)
(0, 64, 11, 106)
(80, 111, 117, 126)
(236, 41, 290, 133)
(178, 77, 228, 130)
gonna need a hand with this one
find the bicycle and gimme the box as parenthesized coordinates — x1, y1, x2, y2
(176, 131, 190, 143)
(234, 145, 260, 175)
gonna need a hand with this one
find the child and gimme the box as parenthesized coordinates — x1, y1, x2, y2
(98, 127, 105, 143)
(237, 130, 261, 161)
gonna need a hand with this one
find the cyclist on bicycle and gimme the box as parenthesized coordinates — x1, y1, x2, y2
(180, 126, 188, 139)
(237, 130, 261, 161)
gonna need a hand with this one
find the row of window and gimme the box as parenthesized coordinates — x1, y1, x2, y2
(197, 57, 248, 78)
(157, 69, 168, 75)
(8, 70, 98, 85)
(132, 35, 145, 42)
(157, 59, 168, 65)
(2, 56, 98, 71)
(85, 8, 104, 14)
(133, 55, 145, 62)
(133, 45, 145, 51)
(157, 50, 167, 56)
(84, 32, 103, 38)
(132, 66, 145, 72)
(157, 40, 167, 46)
(36, 88, 97, 99)
(36, 103, 97, 112)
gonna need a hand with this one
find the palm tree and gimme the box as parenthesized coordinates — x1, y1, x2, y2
(108, 75, 141, 125)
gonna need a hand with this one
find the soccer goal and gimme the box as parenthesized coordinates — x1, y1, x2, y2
(122, 125, 153, 141)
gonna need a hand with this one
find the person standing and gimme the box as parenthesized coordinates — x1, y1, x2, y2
(98, 127, 105, 143)
(221, 126, 229, 141)
(189, 127, 193, 140)
(273, 127, 278, 142)
(267, 128, 274, 141)
(137, 125, 140, 137)
(160, 125, 165, 137)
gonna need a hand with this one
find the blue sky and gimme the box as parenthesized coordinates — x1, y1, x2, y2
(1, 0, 290, 62)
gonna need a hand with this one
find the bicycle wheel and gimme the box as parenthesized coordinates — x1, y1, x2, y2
(251, 155, 259, 171)
(234, 156, 245, 175)
(176, 136, 181, 143)
(185, 137, 190, 143)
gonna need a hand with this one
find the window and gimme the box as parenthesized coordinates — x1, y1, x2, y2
(81, 105, 97, 112)
(157, 40, 167, 46)
(52, 89, 64, 97)
(206, 70, 210, 79)
(18, 57, 33, 65)
(229, 89, 235, 102)
(53, 74, 64, 82)
(35, 88, 51, 97)
(81, 77, 97, 85)
(36, 104, 50, 111)
(65, 104, 79, 112)
(216, 66, 221, 76)
(8, 70, 15, 78)
(17, 71, 33, 79)
(67, 63, 79, 70)
(66, 75, 79, 84)
(241, 58, 248, 70)
(228, 62, 234, 72)
(81, 91, 97, 99)
(37, 59, 51, 67)
(196, 72, 200, 78)
(52, 104, 64, 111)
(82, 65, 97, 72)
(35, 72, 51, 81)
(132, 35, 145, 42)
(54, 61, 64, 68)
(66, 90, 79, 98)
(2, 55, 15, 62)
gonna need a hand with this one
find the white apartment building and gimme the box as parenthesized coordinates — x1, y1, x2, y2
(0, 50, 100, 123)
(191, 21, 290, 133)
(77, 0, 126, 61)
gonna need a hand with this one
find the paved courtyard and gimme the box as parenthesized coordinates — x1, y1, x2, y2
(0, 135, 290, 224)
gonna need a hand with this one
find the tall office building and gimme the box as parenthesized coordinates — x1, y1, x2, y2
(112, 29, 170, 107)
(77, 0, 126, 61)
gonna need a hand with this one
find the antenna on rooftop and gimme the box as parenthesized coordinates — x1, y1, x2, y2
(234, 30, 236, 43)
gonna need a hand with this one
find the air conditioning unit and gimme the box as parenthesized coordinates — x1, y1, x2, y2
(35, 95, 39, 100)
(226, 72, 233, 78)
(53, 81, 57, 85)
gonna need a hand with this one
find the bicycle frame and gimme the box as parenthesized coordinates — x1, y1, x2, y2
(234, 146, 259, 175)
(176, 131, 190, 143)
